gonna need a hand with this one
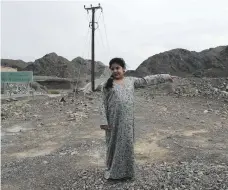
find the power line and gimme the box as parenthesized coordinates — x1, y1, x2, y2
(101, 11, 111, 54)
(85, 31, 91, 85)
(74, 18, 91, 96)
(85, 11, 91, 23)
(87, 31, 91, 60)
(97, 27, 105, 48)
(81, 27, 91, 57)
(96, 10, 102, 23)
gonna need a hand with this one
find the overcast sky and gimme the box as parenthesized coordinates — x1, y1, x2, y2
(1, 0, 228, 69)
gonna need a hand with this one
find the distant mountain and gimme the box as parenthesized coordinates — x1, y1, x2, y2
(126, 46, 228, 77)
(69, 57, 106, 80)
(2, 45, 227, 80)
(1, 53, 108, 80)
(25, 53, 71, 78)
(1, 59, 30, 70)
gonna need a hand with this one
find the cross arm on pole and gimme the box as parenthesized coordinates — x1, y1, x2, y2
(84, 3, 102, 11)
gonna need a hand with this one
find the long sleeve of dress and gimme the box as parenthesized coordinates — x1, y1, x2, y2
(133, 74, 172, 88)
(99, 86, 108, 126)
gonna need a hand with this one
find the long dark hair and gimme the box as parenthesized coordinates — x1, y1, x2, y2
(105, 58, 126, 89)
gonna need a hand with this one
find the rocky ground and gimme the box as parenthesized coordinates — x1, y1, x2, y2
(1, 79, 228, 190)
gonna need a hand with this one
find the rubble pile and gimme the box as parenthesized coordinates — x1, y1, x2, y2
(1, 95, 90, 122)
(1, 82, 47, 96)
(172, 77, 228, 100)
(139, 77, 228, 101)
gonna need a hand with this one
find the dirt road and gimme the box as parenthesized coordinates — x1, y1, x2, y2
(1, 89, 228, 189)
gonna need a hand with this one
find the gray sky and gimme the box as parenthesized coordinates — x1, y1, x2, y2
(1, 0, 228, 69)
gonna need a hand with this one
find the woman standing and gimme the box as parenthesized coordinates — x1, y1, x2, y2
(100, 58, 174, 180)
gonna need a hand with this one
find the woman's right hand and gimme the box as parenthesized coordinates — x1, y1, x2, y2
(100, 125, 111, 130)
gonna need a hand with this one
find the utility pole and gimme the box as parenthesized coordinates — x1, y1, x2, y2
(84, 4, 102, 91)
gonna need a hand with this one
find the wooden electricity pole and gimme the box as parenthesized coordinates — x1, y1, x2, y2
(84, 4, 102, 91)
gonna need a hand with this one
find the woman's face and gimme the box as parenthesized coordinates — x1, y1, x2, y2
(110, 63, 125, 79)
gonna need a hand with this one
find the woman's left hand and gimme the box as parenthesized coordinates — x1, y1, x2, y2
(170, 75, 178, 82)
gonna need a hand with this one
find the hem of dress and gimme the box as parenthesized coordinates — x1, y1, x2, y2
(104, 170, 135, 180)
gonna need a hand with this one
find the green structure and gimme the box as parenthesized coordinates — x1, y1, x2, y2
(1, 71, 33, 83)
(1, 71, 33, 96)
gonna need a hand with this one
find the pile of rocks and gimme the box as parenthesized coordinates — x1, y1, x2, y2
(136, 77, 228, 102)
(171, 77, 228, 100)
(1, 82, 47, 97)
(1, 95, 90, 122)
(2, 83, 30, 96)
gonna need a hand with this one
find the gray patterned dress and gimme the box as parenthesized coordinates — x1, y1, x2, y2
(100, 74, 172, 179)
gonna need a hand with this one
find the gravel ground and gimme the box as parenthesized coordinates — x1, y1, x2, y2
(1, 85, 228, 190)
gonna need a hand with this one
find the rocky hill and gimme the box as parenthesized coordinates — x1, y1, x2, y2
(69, 57, 107, 80)
(1, 59, 30, 71)
(1, 53, 108, 80)
(2, 46, 227, 80)
(126, 46, 228, 77)
(25, 53, 71, 78)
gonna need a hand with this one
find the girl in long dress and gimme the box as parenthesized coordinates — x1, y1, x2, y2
(100, 58, 174, 180)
